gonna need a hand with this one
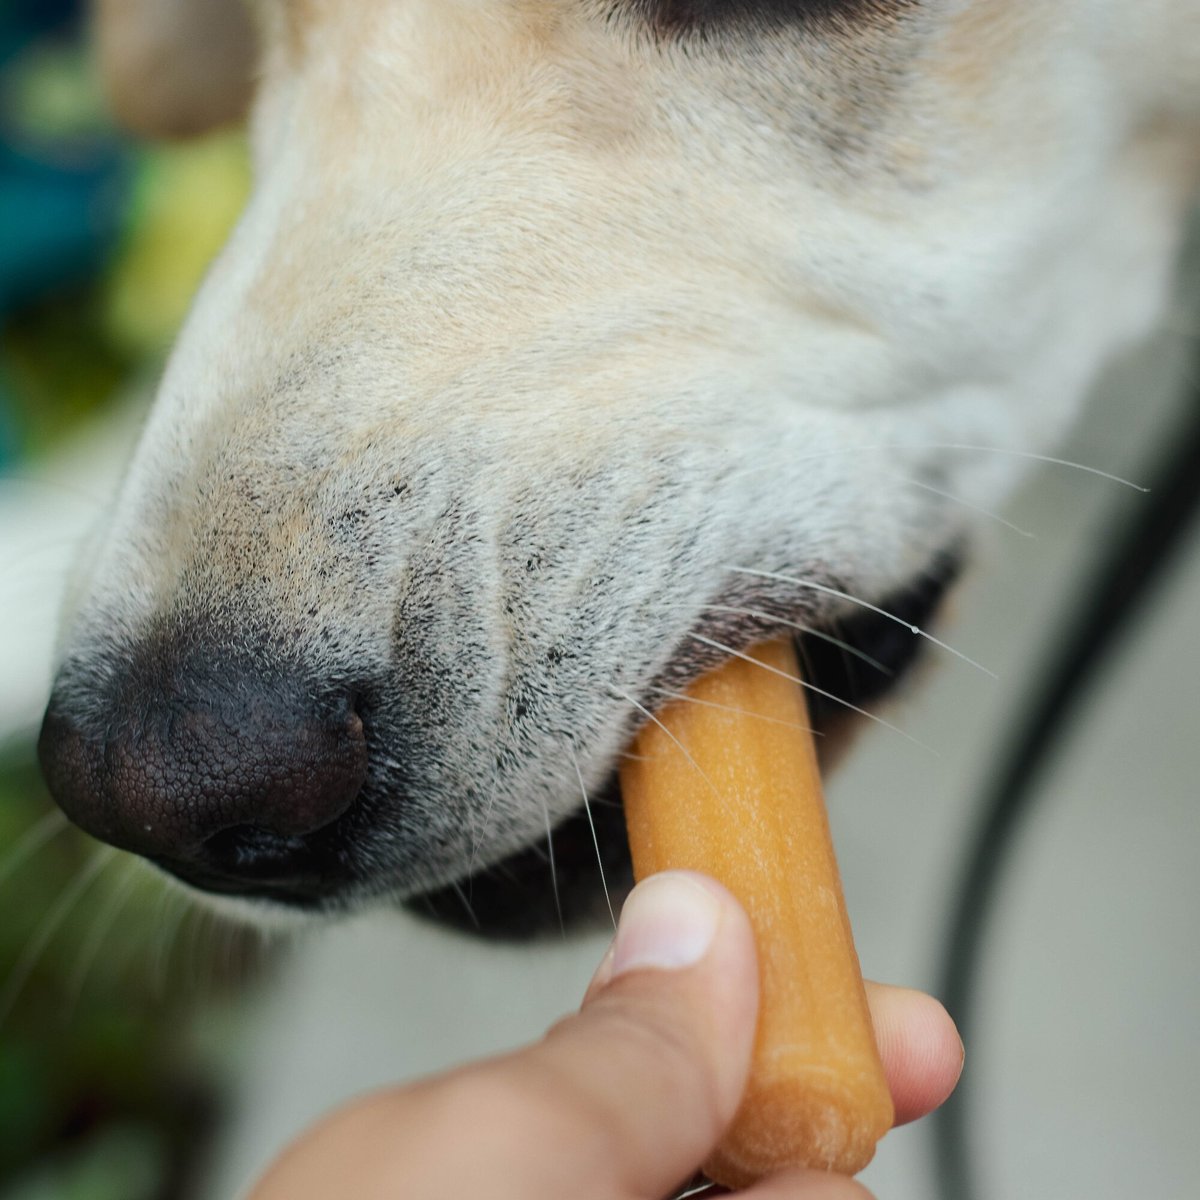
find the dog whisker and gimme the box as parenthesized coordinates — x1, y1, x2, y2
(152, 889, 193, 1001)
(62, 857, 142, 1021)
(617, 749, 654, 763)
(466, 783, 499, 880)
(570, 746, 615, 931)
(700, 603, 892, 675)
(0, 846, 117, 1032)
(687, 632, 936, 755)
(723, 441, 1148, 492)
(481, 858, 524, 886)
(539, 791, 565, 937)
(884, 473, 1035, 539)
(724, 565, 998, 681)
(919, 443, 1148, 491)
(0, 809, 70, 894)
(608, 685, 730, 805)
(581, 795, 624, 810)
(449, 880, 481, 930)
(645, 685, 823, 737)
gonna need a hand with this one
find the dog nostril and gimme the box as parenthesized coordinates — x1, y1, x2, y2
(202, 825, 314, 880)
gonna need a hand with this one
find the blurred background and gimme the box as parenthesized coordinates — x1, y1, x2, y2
(1, 3, 260, 1198)
(1, 3, 1197, 1199)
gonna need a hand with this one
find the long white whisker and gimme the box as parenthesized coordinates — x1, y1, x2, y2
(646, 685, 823, 736)
(151, 889, 192, 1002)
(921, 443, 1148, 491)
(724, 565, 998, 680)
(0, 810, 70, 893)
(184, 904, 217, 994)
(701, 603, 891, 674)
(449, 880, 481, 931)
(886, 473, 1035, 539)
(570, 747, 615, 931)
(724, 441, 1148, 491)
(467, 783, 499, 878)
(687, 632, 936, 755)
(218, 914, 240, 989)
(0, 846, 116, 1030)
(539, 792, 565, 937)
(608, 685, 729, 802)
(63, 859, 142, 1020)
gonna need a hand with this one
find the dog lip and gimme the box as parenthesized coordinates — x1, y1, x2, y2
(146, 548, 967, 928)
(150, 847, 346, 909)
(404, 542, 967, 940)
(404, 768, 633, 938)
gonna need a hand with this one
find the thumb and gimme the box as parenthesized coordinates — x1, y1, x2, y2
(502, 871, 760, 1199)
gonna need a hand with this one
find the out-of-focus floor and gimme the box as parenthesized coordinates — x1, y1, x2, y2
(2, 248, 1196, 1200)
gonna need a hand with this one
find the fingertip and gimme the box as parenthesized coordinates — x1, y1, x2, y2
(582, 873, 755, 1009)
(865, 985, 964, 1126)
(749, 1166, 877, 1198)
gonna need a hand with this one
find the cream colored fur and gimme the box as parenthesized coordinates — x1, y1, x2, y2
(65, 0, 1200, 904)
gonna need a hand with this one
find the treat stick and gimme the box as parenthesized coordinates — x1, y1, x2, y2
(619, 638, 893, 1188)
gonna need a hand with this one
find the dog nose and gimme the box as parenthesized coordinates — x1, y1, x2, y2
(38, 659, 368, 887)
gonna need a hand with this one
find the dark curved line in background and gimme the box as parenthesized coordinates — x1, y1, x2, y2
(933, 357, 1200, 1199)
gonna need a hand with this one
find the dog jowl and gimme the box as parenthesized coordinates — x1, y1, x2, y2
(38, 0, 1200, 933)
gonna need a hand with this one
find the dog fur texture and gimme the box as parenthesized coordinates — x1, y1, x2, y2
(42, 0, 1200, 925)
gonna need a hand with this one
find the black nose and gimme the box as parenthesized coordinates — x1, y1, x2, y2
(38, 653, 368, 899)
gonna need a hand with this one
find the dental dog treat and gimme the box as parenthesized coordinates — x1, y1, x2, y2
(619, 638, 893, 1187)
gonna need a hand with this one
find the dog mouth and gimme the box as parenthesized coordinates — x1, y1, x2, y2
(409, 546, 964, 938)
(74, 545, 963, 932)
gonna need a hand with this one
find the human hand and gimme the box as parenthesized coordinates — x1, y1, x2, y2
(248, 872, 963, 1199)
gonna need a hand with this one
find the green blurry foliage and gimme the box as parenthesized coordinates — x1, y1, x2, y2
(0, 752, 268, 1197)
(1, 292, 132, 457)
(2, 1125, 165, 1200)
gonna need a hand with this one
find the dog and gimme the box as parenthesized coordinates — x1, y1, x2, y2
(38, 0, 1200, 935)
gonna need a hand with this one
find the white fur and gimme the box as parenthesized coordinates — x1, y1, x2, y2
(55, 0, 1200, 904)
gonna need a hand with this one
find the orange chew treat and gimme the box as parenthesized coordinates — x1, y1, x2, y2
(619, 638, 893, 1188)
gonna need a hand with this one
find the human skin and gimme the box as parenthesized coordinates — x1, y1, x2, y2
(249, 873, 964, 1200)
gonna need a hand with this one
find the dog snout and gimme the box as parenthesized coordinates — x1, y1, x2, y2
(38, 650, 368, 899)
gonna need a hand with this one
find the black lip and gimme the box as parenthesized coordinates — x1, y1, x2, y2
(150, 853, 344, 909)
(405, 773, 633, 938)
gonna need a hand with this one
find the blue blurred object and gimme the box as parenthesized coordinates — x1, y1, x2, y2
(0, 0, 132, 466)
(0, 142, 128, 314)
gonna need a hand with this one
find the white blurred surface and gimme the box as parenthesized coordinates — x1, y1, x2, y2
(0, 405, 142, 742)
